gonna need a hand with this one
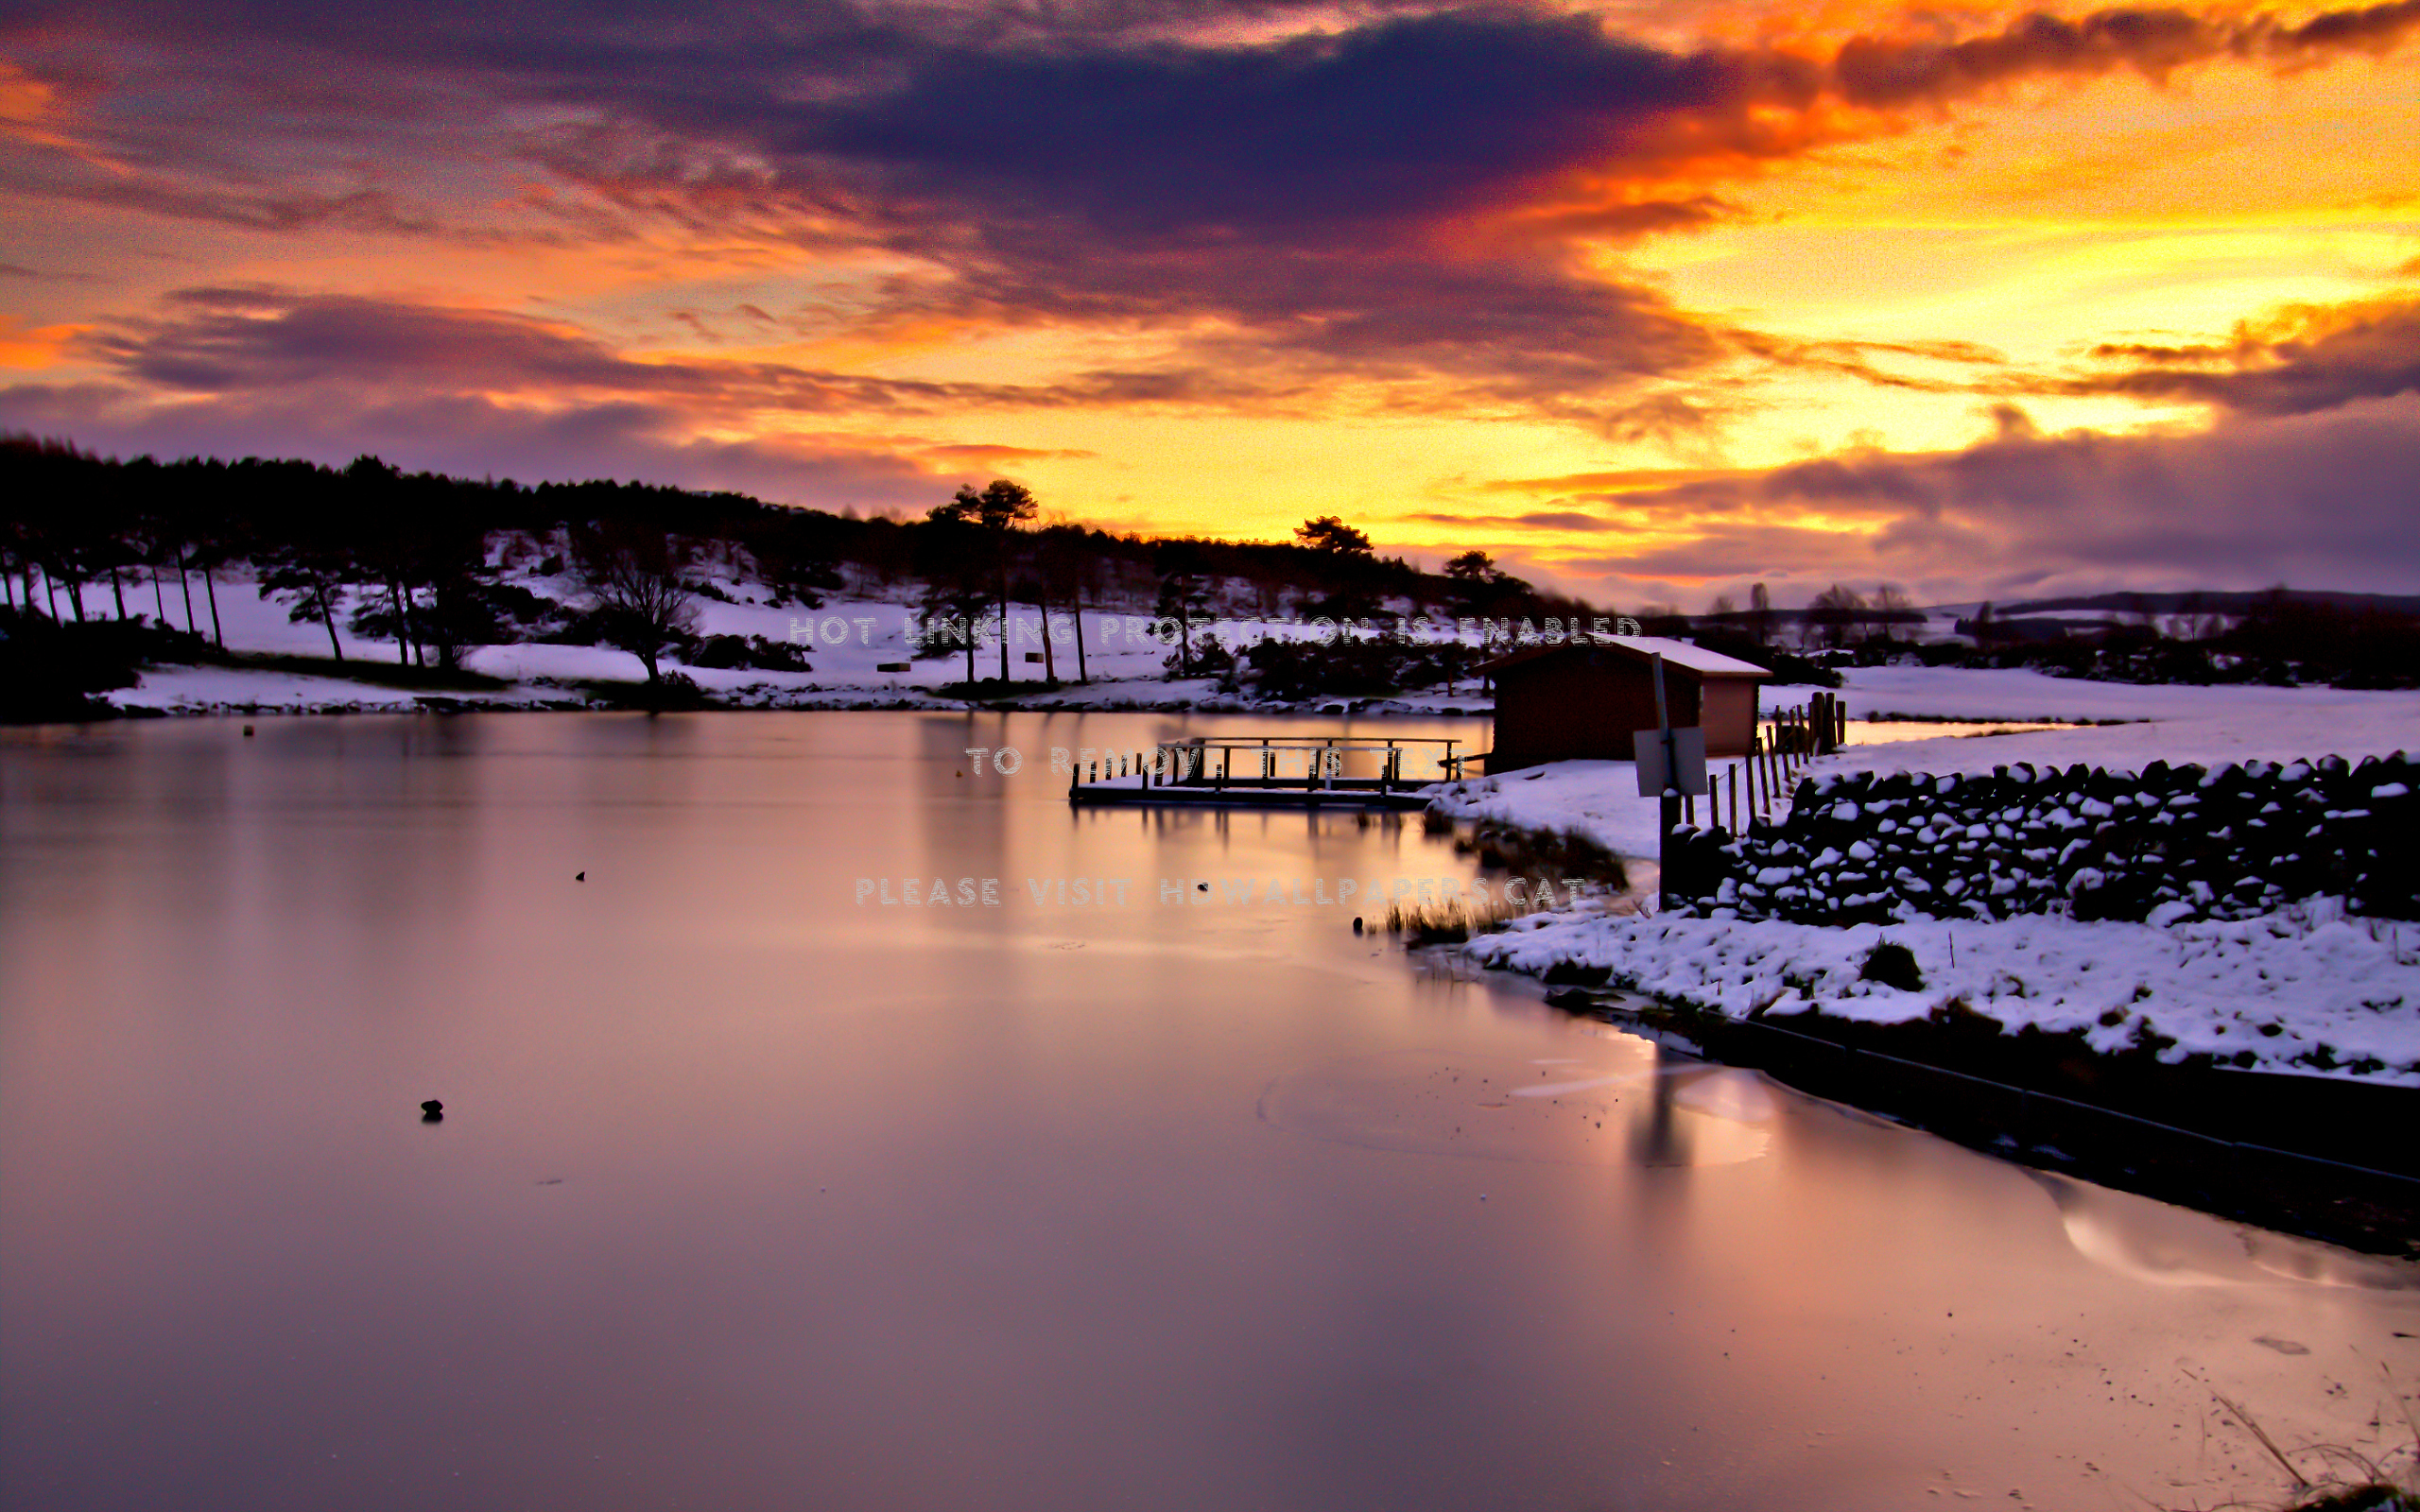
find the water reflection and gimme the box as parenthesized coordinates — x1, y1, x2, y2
(1260, 1044, 1768, 1168)
(2031, 1173, 2420, 1291)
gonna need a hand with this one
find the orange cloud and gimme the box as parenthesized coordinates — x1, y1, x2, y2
(0, 316, 81, 369)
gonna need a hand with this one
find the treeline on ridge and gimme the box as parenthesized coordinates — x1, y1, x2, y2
(0, 435, 1621, 712)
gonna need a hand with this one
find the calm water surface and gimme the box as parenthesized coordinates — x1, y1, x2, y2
(3, 712, 2414, 1512)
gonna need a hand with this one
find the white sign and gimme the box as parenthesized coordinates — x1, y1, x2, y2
(1634, 726, 1707, 797)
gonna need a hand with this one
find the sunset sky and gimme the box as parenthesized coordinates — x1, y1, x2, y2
(3, 0, 2416, 607)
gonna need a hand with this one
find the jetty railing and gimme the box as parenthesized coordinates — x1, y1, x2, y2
(1066, 735, 1464, 798)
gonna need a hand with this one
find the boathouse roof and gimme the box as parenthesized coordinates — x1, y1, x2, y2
(1480, 636, 1772, 679)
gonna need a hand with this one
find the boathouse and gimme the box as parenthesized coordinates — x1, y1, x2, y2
(1483, 638, 1771, 770)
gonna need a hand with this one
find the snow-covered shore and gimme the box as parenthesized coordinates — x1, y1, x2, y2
(1426, 672, 2420, 1088)
(1468, 900, 2420, 1086)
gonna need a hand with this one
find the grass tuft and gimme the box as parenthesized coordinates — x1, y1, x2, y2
(1385, 896, 1520, 947)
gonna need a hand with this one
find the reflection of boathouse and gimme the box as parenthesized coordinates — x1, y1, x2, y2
(1484, 638, 1770, 770)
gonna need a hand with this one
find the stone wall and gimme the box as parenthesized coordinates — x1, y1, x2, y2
(1668, 751, 2417, 924)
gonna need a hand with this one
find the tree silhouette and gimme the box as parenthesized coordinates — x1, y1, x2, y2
(260, 536, 353, 660)
(575, 523, 700, 683)
(1035, 527, 1096, 683)
(930, 480, 1037, 683)
(1872, 584, 1916, 643)
(1153, 539, 1212, 677)
(1295, 516, 1373, 555)
(1807, 583, 1869, 649)
(912, 513, 991, 685)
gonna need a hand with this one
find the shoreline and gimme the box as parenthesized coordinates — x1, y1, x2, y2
(1527, 977, 2420, 1258)
(1443, 796, 2420, 1257)
(26, 664, 1503, 725)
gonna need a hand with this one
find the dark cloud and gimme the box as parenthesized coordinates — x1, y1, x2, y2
(1, 170, 446, 236)
(499, 1, 2409, 421)
(34, 0, 2400, 247)
(794, 9, 1754, 242)
(69, 288, 1302, 417)
(1405, 509, 1622, 531)
(1732, 332, 2008, 392)
(2047, 295, 2420, 416)
(1566, 396, 2420, 593)
(1555, 521, 1913, 584)
(0, 261, 93, 280)
(1831, 0, 2420, 108)
(918, 442, 1099, 463)
(1472, 466, 1755, 493)
(487, 7, 1779, 419)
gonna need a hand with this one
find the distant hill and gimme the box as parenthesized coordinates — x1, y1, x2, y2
(1995, 589, 2420, 618)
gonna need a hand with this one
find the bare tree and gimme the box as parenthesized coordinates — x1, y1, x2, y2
(576, 524, 700, 684)
(1873, 583, 1915, 642)
(1808, 582, 1868, 648)
(261, 536, 353, 661)
(1036, 528, 1093, 683)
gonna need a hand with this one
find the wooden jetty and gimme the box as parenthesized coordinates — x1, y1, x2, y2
(1067, 735, 1463, 810)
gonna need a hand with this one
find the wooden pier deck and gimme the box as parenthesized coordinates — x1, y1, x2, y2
(1065, 736, 1463, 810)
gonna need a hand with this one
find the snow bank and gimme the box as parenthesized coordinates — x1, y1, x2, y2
(1438, 672, 2420, 1089)
(1427, 759, 1753, 861)
(1467, 901, 2420, 1085)
(112, 667, 472, 713)
(1835, 663, 2419, 726)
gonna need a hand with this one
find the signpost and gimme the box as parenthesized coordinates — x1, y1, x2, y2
(1635, 652, 1709, 912)
(1634, 725, 1706, 799)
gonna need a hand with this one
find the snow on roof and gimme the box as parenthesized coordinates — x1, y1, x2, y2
(1484, 636, 1772, 678)
(1608, 636, 1772, 677)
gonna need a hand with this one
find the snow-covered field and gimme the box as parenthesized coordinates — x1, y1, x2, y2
(1468, 900, 2420, 1085)
(112, 665, 445, 714)
(104, 565, 1511, 713)
(113, 570, 1190, 710)
(1837, 660, 2416, 726)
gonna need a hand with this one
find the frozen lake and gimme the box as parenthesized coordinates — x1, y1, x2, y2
(3, 711, 2415, 1511)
